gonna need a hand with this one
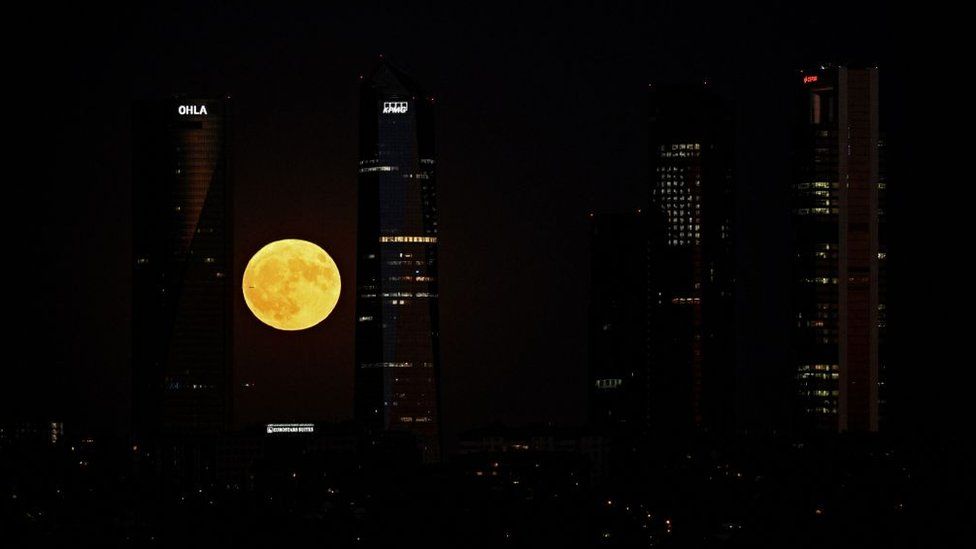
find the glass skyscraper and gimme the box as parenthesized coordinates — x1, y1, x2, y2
(588, 211, 662, 433)
(648, 83, 736, 434)
(354, 61, 442, 461)
(132, 96, 233, 444)
(792, 66, 882, 432)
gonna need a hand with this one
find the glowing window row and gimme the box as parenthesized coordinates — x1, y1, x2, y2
(659, 143, 700, 151)
(380, 236, 438, 243)
(797, 364, 839, 372)
(796, 181, 835, 189)
(387, 275, 434, 282)
(360, 362, 413, 369)
(798, 372, 840, 380)
(594, 378, 623, 389)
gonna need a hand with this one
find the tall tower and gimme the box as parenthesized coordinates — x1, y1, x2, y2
(588, 210, 665, 434)
(133, 97, 233, 444)
(792, 66, 881, 432)
(648, 83, 736, 434)
(588, 212, 650, 431)
(355, 61, 441, 461)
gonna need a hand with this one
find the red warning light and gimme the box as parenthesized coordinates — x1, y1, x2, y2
(803, 75, 819, 84)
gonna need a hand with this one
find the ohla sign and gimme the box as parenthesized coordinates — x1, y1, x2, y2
(382, 101, 408, 114)
(178, 105, 208, 116)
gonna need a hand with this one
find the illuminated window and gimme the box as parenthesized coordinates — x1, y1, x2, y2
(379, 235, 437, 243)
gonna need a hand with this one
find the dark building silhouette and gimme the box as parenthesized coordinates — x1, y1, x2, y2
(588, 211, 661, 432)
(132, 96, 233, 446)
(354, 61, 442, 461)
(648, 83, 736, 434)
(0, 421, 64, 449)
(792, 66, 882, 432)
(457, 424, 610, 485)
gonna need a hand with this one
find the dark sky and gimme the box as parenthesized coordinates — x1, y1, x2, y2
(12, 1, 953, 442)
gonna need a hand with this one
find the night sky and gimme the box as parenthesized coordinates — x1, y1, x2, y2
(12, 1, 956, 444)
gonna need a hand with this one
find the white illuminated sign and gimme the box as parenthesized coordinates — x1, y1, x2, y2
(178, 105, 208, 116)
(266, 423, 315, 434)
(382, 101, 408, 114)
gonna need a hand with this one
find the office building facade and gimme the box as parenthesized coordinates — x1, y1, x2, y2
(133, 96, 233, 443)
(648, 83, 736, 434)
(588, 212, 653, 431)
(792, 66, 882, 432)
(354, 61, 442, 461)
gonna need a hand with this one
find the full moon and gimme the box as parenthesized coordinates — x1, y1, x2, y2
(242, 239, 341, 331)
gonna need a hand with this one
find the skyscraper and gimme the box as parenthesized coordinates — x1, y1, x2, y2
(354, 61, 442, 461)
(792, 66, 882, 432)
(588, 211, 654, 432)
(648, 83, 736, 434)
(133, 96, 233, 445)
(588, 210, 673, 434)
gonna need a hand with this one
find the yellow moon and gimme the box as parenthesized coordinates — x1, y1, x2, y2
(242, 239, 341, 331)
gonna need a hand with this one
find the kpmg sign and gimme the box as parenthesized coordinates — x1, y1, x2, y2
(382, 101, 409, 114)
(266, 423, 315, 434)
(178, 105, 208, 116)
